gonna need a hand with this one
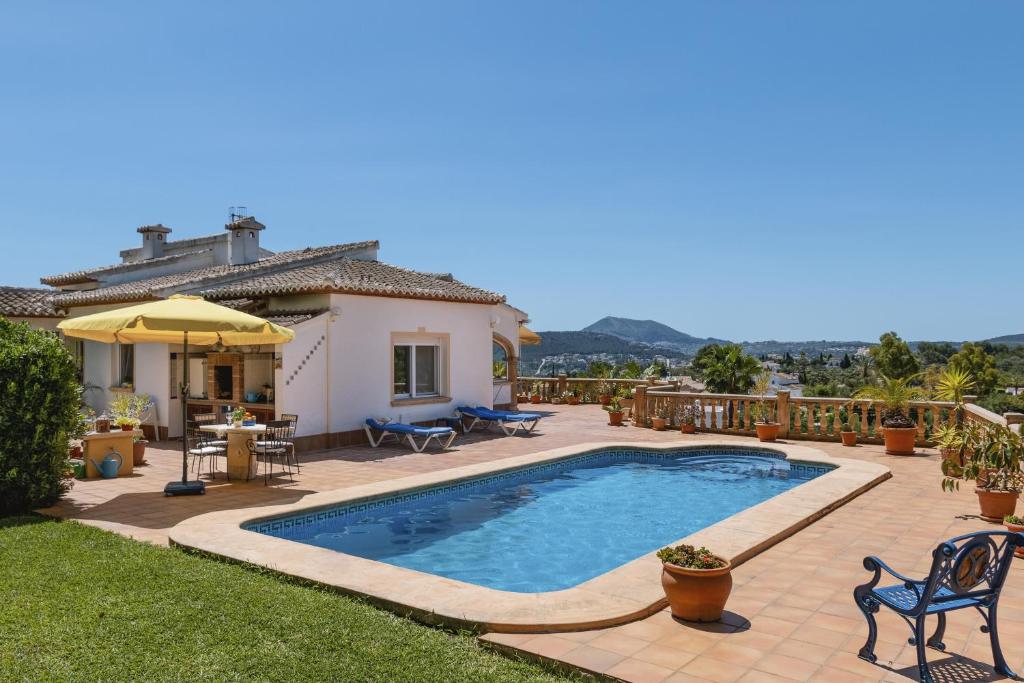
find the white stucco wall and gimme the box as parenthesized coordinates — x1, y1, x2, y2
(277, 315, 329, 438)
(134, 344, 170, 434)
(81, 340, 113, 412)
(276, 294, 496, 437)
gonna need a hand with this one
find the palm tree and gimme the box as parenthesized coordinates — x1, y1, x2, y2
(932, 366, 975, 424)
(694, 344, 761, 395)
(854, 374, 926, 427)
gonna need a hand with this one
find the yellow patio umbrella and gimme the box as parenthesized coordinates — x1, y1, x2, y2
(58, 295, 295, 496)
(518, 324, 542, 346)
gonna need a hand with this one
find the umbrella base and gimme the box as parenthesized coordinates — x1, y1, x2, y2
(164, 480, 206, 496)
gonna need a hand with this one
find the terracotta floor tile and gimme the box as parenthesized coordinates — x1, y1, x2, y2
(632, 643, 698, 671)
(605, 657, 676, 683)
(680, 656, 750, 683)
(557, 644, 627, 674)
(751, 653, 819, 681)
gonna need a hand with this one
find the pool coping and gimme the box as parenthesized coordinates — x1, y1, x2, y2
(168, 438, 890, 633)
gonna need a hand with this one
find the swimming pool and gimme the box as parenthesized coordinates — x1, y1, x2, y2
(248, 447, 832, 593)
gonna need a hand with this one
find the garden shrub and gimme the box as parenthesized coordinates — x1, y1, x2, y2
(0, 318, 82, 514)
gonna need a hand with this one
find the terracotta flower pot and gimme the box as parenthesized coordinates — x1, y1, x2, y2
(607, 411, 624, 426)
(681, 423, 696, 434)
(69, 445, 82, 458)
(840, 431, 857, 447)
(976, 489, 1019, 523)
(651, 417, 667, 431)
(598, 394, 611, 406)
(882, 426, 917, 455)
(120, 424, 133, 431)
(661, 559, 733, 622)
(530, 395, 541, 404)
(755, 422, 779, 442)
(1004, 520, 1024, 558)
(567, 396, 580, 406)
(132, 440, 148, 466)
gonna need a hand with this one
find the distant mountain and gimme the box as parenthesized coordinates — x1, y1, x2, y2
(987, 334, 1024, 345)
(519, 331, 656, 359)
(583, 316, 724, 348)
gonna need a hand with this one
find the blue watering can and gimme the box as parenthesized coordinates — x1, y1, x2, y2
(89, 451, 123, 479)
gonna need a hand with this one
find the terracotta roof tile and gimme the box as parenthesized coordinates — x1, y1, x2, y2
(0, 286, 62, 318)
(52, 241, 379, 307)
(201, 259, 505, 305)
(40, 249, 212, 286)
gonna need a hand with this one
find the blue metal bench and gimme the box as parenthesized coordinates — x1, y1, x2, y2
(854, 530, 1024, 683)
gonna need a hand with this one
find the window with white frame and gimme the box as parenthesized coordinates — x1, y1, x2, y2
(392, 335, 446, 399)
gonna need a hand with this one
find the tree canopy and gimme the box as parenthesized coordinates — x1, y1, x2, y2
(691, 343, 762, 394)
(868, 331, 920, 380)
(948, 342, 999, 396)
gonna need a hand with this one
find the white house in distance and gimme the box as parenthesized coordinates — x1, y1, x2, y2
(9, 215, 530, 450)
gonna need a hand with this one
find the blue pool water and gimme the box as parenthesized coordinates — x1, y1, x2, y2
(250, 447, 831, 592)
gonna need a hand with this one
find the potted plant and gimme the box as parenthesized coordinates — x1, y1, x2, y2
(114, 416, 138, 431)
(604, 396, 624, 426)
(565, 389, 580, 406)
(680, 402, 699, 434)
(839, 402, 857, 446)
(855, 375, 925, 455)
(942, 423, 1022, 522)
(231, 406, 246, 428)
(751, 371, 779, 442)
(596, 380, 613, 406)
(651, 405, 669, 431)
(933, 367, 975, 425)
(132, 435, 148, 466)
(529, 383, 542, 404)
(657, 544, 732, 622)
(1005, 515, 1024, 558)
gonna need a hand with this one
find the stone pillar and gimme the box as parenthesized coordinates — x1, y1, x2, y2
(1005, 412, 1024, 434)
(557, 373, 567, 396)
(634, 385, 647, 427)
(776, 389, 790, 438)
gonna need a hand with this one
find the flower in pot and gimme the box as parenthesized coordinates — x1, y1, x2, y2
(657, 544, 732, 622)
(1005, 515, 1024, 558)
(529, 382, 542, 404)
(751, 371, 779, 442)
(680, 402, 699, 434)
(566, 389, 580, 405)
(604, 396, 624, 426)
(855, 374, 926, 455)
(114, 416, 138, 431)
(596, 380, 613, 406)
(231, 406, 246, 428)
(942, 423, 1022, 523)
(651, 405, 669, 431)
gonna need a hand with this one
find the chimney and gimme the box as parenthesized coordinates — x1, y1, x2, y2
(225, 216, 265, 266)
(137, 224, 172, 259)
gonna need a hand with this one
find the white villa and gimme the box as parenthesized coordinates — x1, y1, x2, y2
(0, 217, 530, 450)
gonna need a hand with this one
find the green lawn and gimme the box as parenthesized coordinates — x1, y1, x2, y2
(0, 516, 569, 682)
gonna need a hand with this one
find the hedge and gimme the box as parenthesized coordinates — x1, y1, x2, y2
(0, 318, 82, 514)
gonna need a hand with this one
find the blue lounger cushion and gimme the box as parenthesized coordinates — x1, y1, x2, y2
(457, 406, 543, 422)
(365, 418, 453, 436)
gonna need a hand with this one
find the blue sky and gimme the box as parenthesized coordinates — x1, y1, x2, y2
(1, 2, 1021, 342)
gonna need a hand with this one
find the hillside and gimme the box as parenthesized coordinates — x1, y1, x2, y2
(987, 334, 1024, 345)
(582, 316, 723, 348)
(518, 331, 655, 360)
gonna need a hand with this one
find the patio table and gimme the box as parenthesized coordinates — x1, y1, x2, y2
(199, 423, 265, 481)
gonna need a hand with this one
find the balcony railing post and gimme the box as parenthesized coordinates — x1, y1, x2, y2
(776, 390, 790, 438)
(557, 373, 567, 397)
(634, 385, 647, 427)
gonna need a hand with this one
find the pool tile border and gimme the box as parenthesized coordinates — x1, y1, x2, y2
(169, 438, 890, 633)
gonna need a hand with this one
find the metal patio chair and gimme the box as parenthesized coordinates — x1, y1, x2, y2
(186, 421, 225, 480)
(249, 419, 293, 485)
(854, 530, 1024, 683)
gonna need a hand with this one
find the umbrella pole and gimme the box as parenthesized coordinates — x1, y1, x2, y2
(164, 331, 205, 496)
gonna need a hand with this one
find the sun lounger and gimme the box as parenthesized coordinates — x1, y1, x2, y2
(364, 418, 457, 452)
(456, 406, 542, 435)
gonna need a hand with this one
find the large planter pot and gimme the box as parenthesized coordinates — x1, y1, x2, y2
(598, 394, 612, 406)
(883, 427, 917, 455)
(132, 440, 148, 466)
(566, 396, 580, 406)
(681, 423, 696, 434)
(607, 411, 624, 426)
(651, 417, 667, 431)
(661, 559, 733, 622)
(840, 431, 857, 447)
(755, 422, 779, 442)
(976, 489, 1019, 523)
(1005, 520, 1024, 558)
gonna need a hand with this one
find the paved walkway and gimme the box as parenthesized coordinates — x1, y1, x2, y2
(41, 405, 1024, 682)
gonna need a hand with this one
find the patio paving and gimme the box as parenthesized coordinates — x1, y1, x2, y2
(39, 404, 1024, 682)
